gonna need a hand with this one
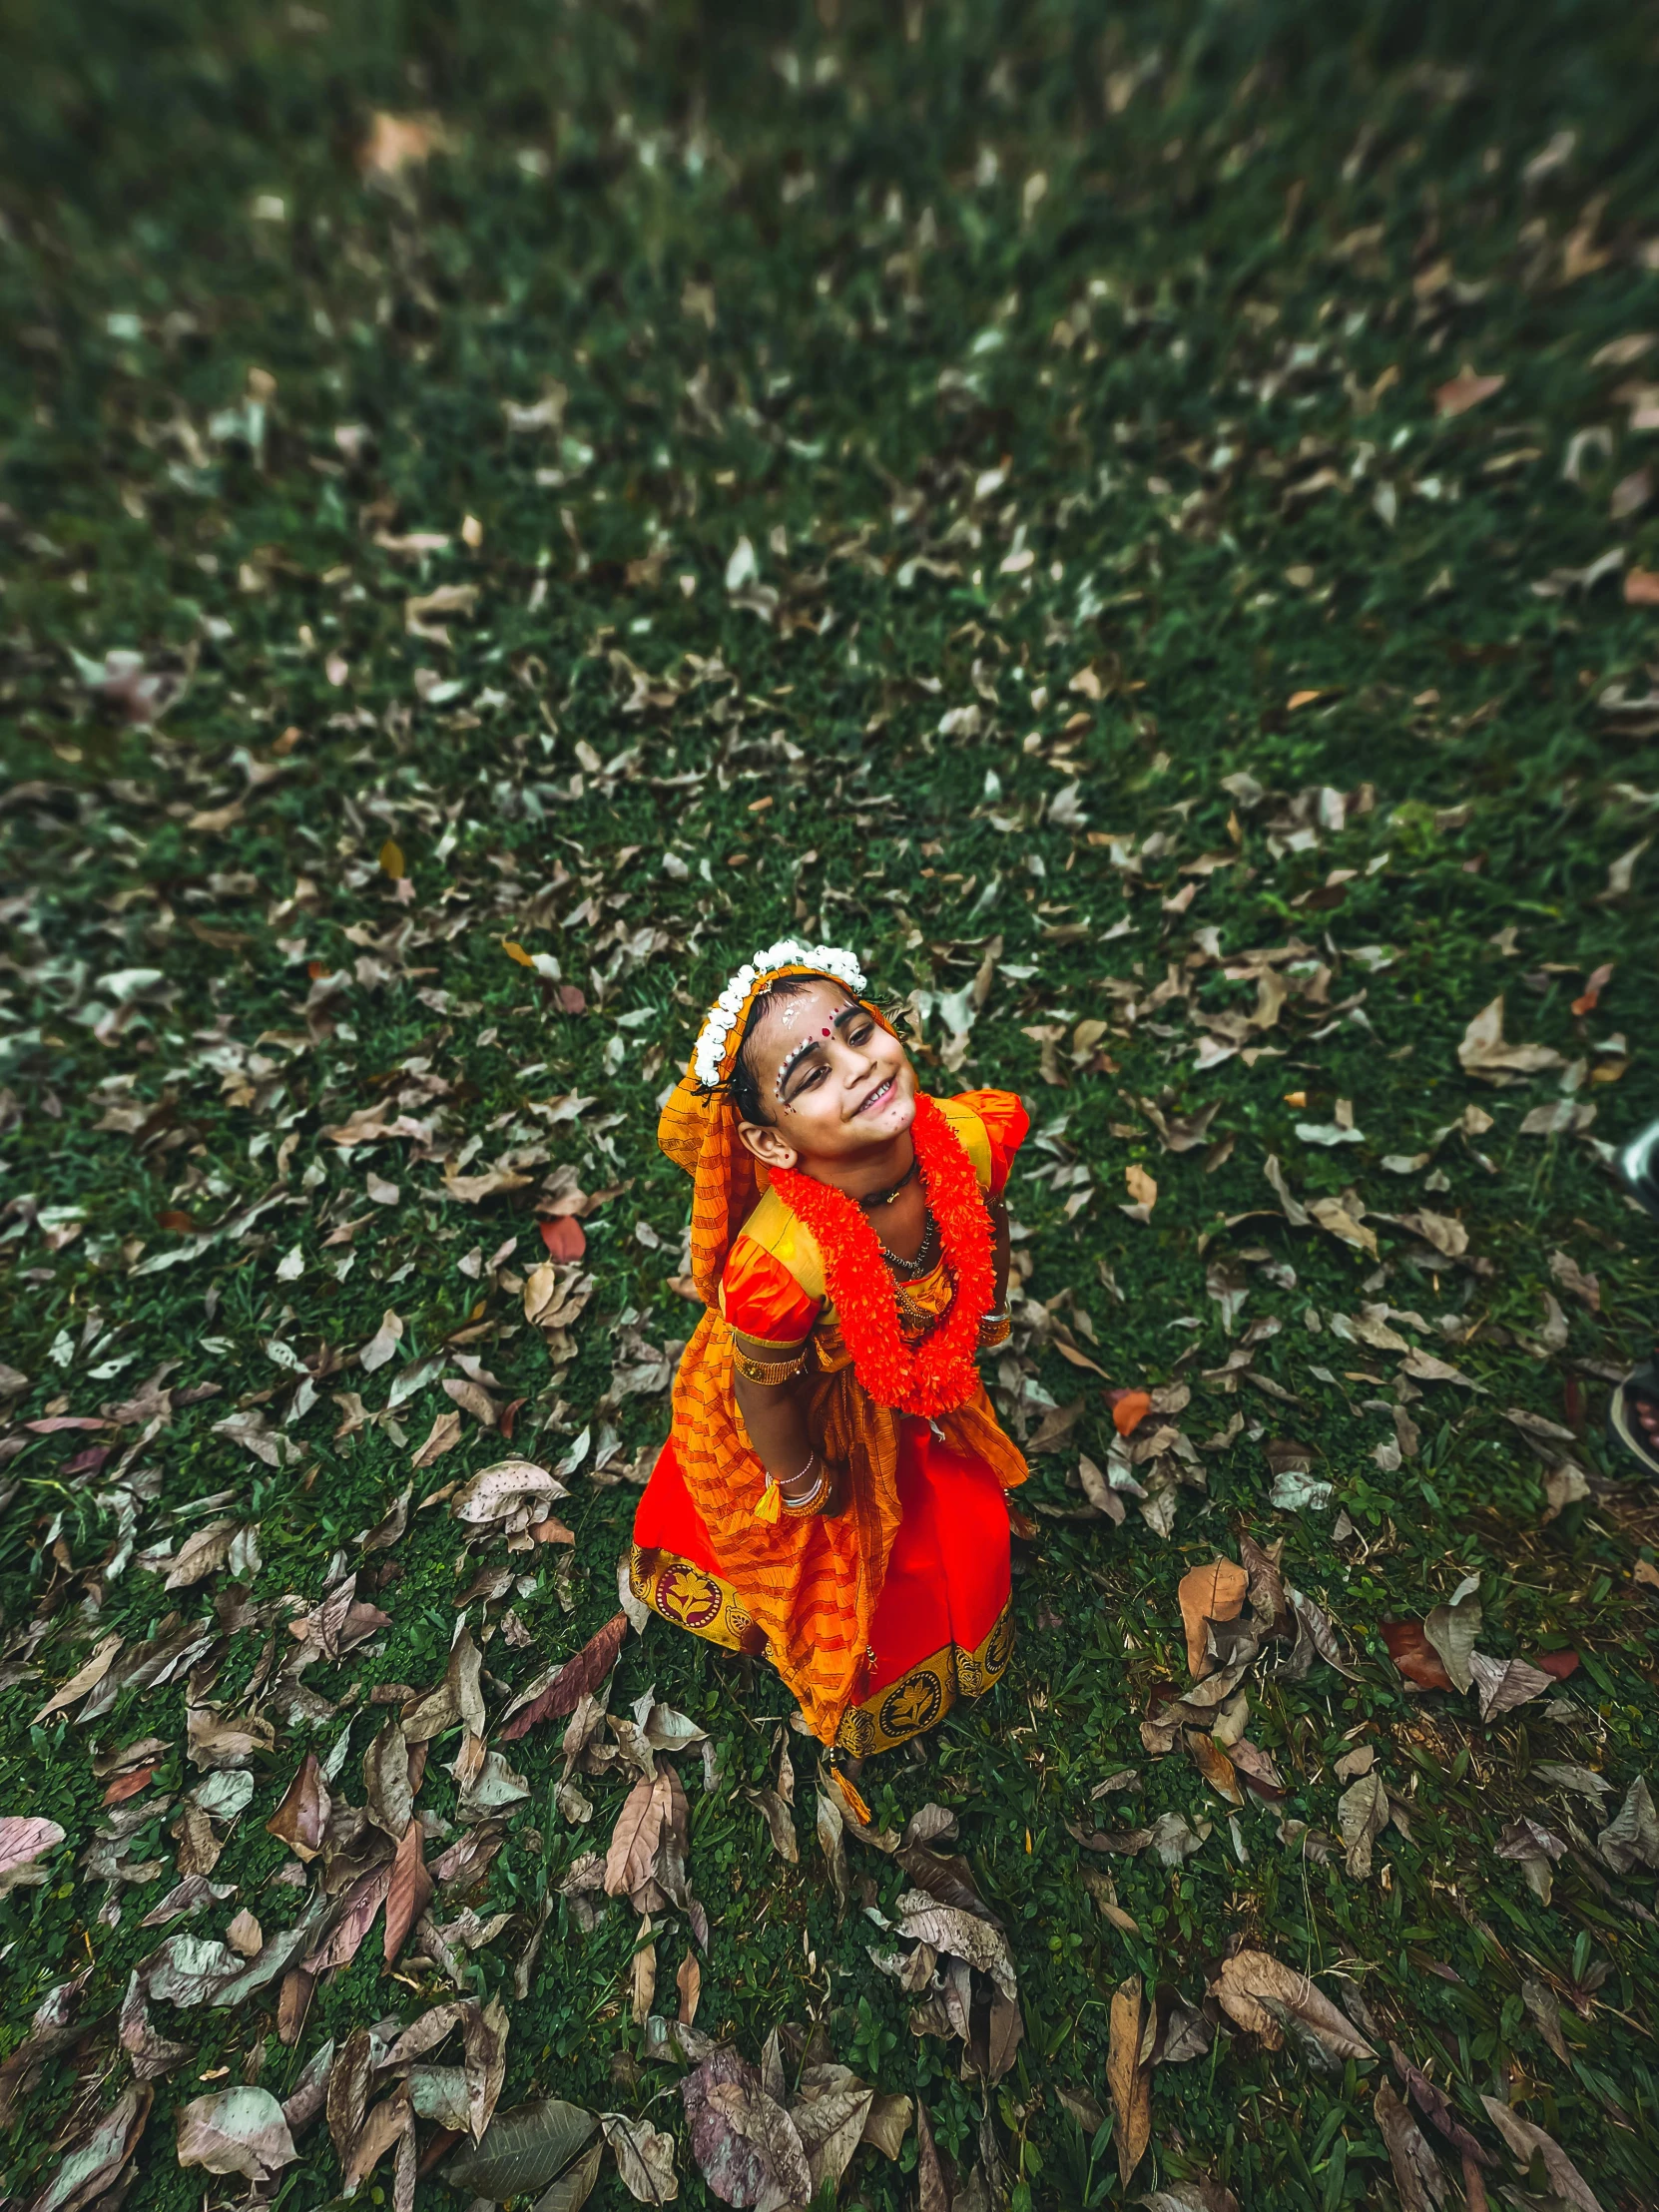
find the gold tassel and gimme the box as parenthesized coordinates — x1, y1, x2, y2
(831, 1766, 873, 1827)
(754, 1476, 782, 1525)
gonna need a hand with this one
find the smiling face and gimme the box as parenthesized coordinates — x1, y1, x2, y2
(733, 977, 916, 1175)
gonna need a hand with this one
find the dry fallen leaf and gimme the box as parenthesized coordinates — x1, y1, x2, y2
(1433, 368, 1505, 417)
(1211, 1950, 1376, 2058)
(1176, 1560, 1249, 1679)
(1456, 996, 1564, 1083)
(359, 112, 444, 181)
(1107, 1974, 1152, 2187)
(175, 2086, 296, 2182)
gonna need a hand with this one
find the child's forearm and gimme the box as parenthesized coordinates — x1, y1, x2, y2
(731, 1367, 819, 1487)
(990, 1196, 1011, 1310)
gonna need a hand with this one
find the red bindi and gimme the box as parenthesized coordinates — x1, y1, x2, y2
(822, 1025, 830, 1035)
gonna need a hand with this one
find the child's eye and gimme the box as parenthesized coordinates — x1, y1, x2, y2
(848, 1021, 873, 1044)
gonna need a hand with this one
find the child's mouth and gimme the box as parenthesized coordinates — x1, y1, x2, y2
(854, 1076, 894, 1117)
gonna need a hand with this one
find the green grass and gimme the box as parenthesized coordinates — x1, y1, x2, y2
(2, 2, 1659, 2207)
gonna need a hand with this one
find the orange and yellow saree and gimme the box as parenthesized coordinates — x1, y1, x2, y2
(631, 1086, 1029, 1753)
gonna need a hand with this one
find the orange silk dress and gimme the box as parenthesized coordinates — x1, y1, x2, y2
(631, 1089, 1029, 1754)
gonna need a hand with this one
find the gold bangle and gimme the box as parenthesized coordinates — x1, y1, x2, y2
(782, 1460, 830, 1514)
(977, 1315, 1011, 1348)
(733, 1345, 809, 1384)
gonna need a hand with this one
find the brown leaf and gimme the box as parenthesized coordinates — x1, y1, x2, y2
(1187, 1733, 1244, 1806)
(701, 2081, 810, 2207)
(29, 2083, 152, 2212)
(1468, 1651, 1556, 1721)
(33, 1632, 123, 1724)
(1177, 1560, 1248, 1679)
(412, 1410, 464, 1468)
(1211, 1950, 1376, 2057)
(676, 1949, 701, 2027)
(915, 2100, 951, 2212)
(1479, 2096, 1604, 2212)
(463, 1995, 510, 2145)
(499, 1613, 630, 1741)
(630, 1929, 657, 2026)
(326, 2028, 375, 2164)
(1125, 1164, 1158, 1210)
(1338, 1772, 1390, 1878)
(1107, 1975, 1152, 2188)
(1373, 2083, 1445, 2212)
(276, 1967, 314, 2047)
(860, 2092, 910, 2159)
(1456, 996, 1563, 1084)
(176, 2086, 297, 2182)
(604, 1772, 669, 1898)
(301, 1862, 393, 1976)
(384, 1817, 433, 1966)
(267, 1753, 330, 1862)
(401, 1629, 487, 1744)
(1382, 1620, 1454, 1692)
(1433, 369, 1504, 417)
(602, 2109, 680, 2203)
(359, 112, 443, 179)
(1422, 1592, 1481, 1694)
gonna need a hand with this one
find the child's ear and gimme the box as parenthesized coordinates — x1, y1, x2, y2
(737, 1119, 799, 1173)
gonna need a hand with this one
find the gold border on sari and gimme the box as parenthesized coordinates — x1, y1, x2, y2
(629, 1543, 1015, 1755)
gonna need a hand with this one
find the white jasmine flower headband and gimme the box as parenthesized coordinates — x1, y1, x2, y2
(692, 938, 866, 1091)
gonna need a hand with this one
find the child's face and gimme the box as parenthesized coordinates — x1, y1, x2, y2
(736, 979, 917, 1172)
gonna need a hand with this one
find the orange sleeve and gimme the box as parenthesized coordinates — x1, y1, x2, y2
(720, 1233, 822, 1345)
(952, 1088, 1030, 1197)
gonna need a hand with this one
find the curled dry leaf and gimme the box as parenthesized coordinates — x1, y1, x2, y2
(451, 1457, 568, 1534)
(1211, 1950, 1376, 2059)
(1372, 2083, 1444, 2212)
(701, 2080, 811, 2209)
(1478, 2095, 1604, 2212)
(267, 1752, 330, 1862)
(1177, 1560, 1248, 1679)
(602, 2110, 680, 2204)
(1596, 1774, 1659, 1875)
(28, 2082, 152, 2212)
(793, 2073, 876, 2195)
(896, 1893, 1017, 1997)
(175, 2086, 296, 2182)
(499, 1612, 630, 1742)
(1337, 1772, 1390, 1879)
(1456, 996, 1563, 1084)
(1422, 1592, 1481, 1694)
(32, 1632, 123, 1725)
(0, 1816, 67, 1893)
(401, 1629, 487, 1743)
(1468, 1651, 1556, 1721)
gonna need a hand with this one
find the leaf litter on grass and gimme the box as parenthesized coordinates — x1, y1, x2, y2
(3, 2, 1659, 2208)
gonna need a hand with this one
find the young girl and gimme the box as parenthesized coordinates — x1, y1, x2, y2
(630, 938, 1029, 1781)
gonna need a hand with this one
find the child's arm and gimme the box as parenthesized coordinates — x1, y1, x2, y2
(730, 1334, 831, 1512)
(989, 1193, 1010, 1312)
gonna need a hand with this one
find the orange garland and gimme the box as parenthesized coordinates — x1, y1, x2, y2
(768, 1093, 994, 1418)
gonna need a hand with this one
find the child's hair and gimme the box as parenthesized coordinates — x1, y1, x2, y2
(729, 974, 820, 1127)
